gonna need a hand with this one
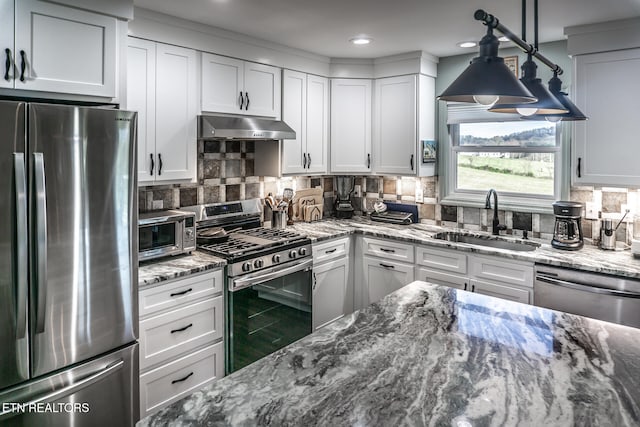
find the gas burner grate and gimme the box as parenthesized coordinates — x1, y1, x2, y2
(197, 227, 309, 259)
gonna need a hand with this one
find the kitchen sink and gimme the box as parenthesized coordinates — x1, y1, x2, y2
(432, 232, 540, 252)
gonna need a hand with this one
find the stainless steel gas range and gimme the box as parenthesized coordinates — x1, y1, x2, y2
(183, 200, 313, 373)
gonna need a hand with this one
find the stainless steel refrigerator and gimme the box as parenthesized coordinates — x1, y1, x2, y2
(0, 101, 139, 426)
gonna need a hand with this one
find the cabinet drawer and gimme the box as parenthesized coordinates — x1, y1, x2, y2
(415, 246, 467, 274)
(416, 267, 468, 291)
(471, 279, 531, 305)
(139, 270, 223, 318)
(139, 297, 223, 371)
(313, 237, 350, 264)
(469, 255, 533, 288)
(362, 237, 414, 263)
(140, 341, 224, 418)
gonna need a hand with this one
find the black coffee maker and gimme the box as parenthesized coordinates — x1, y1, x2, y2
(551, 201, 584, 250)
(334, 176, 355, 219)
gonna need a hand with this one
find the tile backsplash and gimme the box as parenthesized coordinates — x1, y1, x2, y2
(139, 140, 639, 245)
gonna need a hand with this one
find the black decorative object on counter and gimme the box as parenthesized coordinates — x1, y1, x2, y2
(551, 201, 584, 250)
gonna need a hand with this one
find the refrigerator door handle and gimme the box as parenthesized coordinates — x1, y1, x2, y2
(0, 359, 124, 417)
(33, 153, 47, 334)
(13, 153, 28, 339)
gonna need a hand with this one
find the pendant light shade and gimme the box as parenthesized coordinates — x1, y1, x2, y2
(438, 27, 536, 105)
(522, 74, 588, 121)
(489, 56, 568, 115)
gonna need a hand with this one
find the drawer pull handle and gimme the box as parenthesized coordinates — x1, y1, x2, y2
(325, 248, 337, 254)
(380, 248, 395, 253)
(464, 283, 468, 291)
(170, 288, 193, 297)
(171, 372, 193, 384)
(471, 284, 475, 292)
(170, 323, 193, 334)
(379, 263, 395, 269)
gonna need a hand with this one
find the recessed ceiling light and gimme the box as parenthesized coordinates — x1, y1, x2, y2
(350, 36, 372, 45)
(457, 41, 477, 48)
(498, 36, 510, 42)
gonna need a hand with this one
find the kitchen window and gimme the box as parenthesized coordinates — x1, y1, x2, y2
(441, 103, 569, 212)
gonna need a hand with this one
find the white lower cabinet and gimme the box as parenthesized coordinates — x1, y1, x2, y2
(139, 342, 224, 418)
(312, 237, 353, 330)
(363, 256, 415, 305)
(415, 246, 533, 304)
(138, 269, 224, 418)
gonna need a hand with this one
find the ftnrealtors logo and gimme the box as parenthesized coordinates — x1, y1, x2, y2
(2, 402, 90, 414)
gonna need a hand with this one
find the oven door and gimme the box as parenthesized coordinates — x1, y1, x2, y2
(138, 221, 181, 261)
(227, 258, 313, 373)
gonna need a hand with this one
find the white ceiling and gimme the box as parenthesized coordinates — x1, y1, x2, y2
(133, 0, 640, 58)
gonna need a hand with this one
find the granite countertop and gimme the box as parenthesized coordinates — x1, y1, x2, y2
(138, 251, 226, 288)
(288, 217, 640, 279)
(138, 281, 640, 426)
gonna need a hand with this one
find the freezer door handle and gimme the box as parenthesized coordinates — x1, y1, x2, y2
(0, 359, 124, 417)
(14, 153, 28, 339)
(33, 153, 47, 334)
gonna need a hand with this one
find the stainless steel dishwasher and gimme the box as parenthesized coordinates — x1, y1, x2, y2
(534, 265, 640, 328)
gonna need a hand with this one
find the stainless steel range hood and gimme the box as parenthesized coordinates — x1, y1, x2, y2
(197, 115, 296, 140)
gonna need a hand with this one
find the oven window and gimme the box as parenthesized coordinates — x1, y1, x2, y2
(228, 267, 312, 373)
(139, 223, 176, 252)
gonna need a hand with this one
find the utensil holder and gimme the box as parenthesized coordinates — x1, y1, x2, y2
(272, 210, 287, 229)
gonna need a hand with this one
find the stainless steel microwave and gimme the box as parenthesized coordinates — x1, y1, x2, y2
(138, 210, 196, 262)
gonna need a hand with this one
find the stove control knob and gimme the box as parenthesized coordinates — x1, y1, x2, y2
(289, 250, 297, 259)
(185, 229, 194, 237)
(272, 254, 281, 263)
(254, 259, 264, 269)
(242, 262, 252, 272)
(298, 247, 307, 256)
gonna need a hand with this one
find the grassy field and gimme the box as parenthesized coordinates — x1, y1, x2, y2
(458, 161, 554, 195)
(458, 154, 554, 179)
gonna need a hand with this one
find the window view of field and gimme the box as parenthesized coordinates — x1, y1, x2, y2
(456, 122, 556, 196)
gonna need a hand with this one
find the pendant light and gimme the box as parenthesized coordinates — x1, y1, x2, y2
(522, 72, 588, 121)
(488, 0, 567, 116)
(438, 25, 536, 106)
(488, 54, 568, 116)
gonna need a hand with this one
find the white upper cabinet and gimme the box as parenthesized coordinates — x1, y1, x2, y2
(201, 52, 281, 118)
(573, 48, 640, 187)
(0, 0, 14, 89)
(330, 78, 372, 173)
(127, 38, 197, 185)
(282, 70, 329, 174)
(373, 75, 417, 175)
(5, 0, 117, 97)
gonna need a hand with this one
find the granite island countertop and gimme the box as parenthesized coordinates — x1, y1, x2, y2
(138, 251, 226, 288)
(138, 280, 640, 426)
(287, 217, 640, 279)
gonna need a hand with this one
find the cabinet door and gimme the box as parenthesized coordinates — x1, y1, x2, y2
(416, 267, 468, 291)
(574, 49, 640, 186)
(470, 279, 530, 305)
(374, 75, 417, 175)
(126, 38, 156, 185)
(201, 53, 244, 114)
(306, 74, 329, 174)
(0, 0, 14, 89)
(243, 61, 281, 118)
(331, 79, 372, 173)
(15, 0, 116, 97)
(363, 257, 414, 305)
(282, 69, 307, 174)
(155, 43, 197, 182)
(313, 258, 350, 330)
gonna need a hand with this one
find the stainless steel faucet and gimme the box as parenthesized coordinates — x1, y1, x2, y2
(485, 189, 507, 235)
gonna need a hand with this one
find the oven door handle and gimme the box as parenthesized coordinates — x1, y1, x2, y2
(536, 275, 640, 298)
(231, 258, 313, 292)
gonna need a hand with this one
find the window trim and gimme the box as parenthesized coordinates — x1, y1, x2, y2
(440, 119, 571, 214)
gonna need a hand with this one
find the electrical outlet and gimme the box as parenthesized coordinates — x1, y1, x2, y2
(585, 202, 598, 219)
(353, 184, 362, 197)
(415, 187, 424, 204)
